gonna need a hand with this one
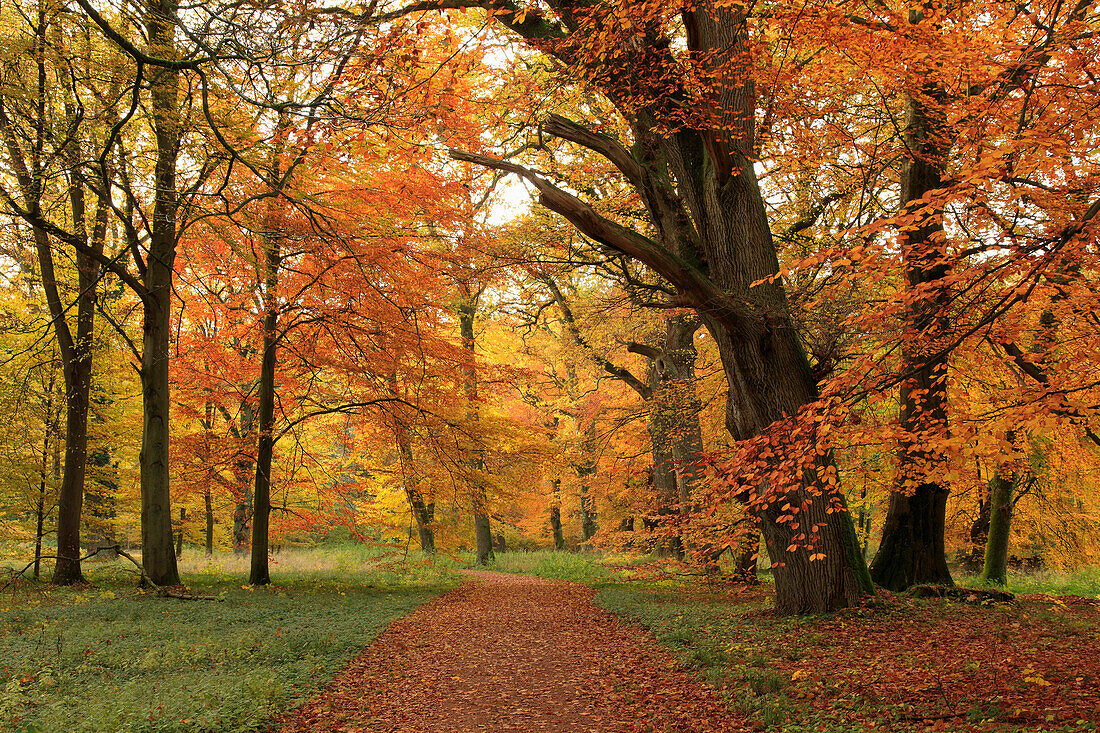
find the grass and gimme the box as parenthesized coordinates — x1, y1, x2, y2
(594, 578, 1100, 732)
(0, 546, 456, 733)
(483, 548, 678, 585)
(957, 567, 1100, 599)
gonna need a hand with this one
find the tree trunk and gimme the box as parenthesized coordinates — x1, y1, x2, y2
(204, 489, 214, 556)
(54, 348, 92, 584)
(140, 283, 180, 586)
(458, 287, 493, 565)
(249, 245, 279, 586)
(869, 487, 951, 590)
(550, 479, 565, 550)
(981, 471, 1015, 585)
(137, 0, 184, 588)
(870, 17, 954, 591)
(575, 458, 598, 543)
(390, 381, 435, 554)
(982, 430, 1022, 586)
(176, 507, 186, 558)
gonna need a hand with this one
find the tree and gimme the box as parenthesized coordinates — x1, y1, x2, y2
(449, 0, 873, 612)
(0, 2, 135, 583)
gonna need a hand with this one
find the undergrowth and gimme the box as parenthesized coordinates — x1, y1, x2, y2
(0, 548, 455, 733)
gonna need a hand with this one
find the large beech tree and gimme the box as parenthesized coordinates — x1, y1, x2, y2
(449, 1, 873, 612)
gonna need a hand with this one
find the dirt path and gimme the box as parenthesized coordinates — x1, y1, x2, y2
(274, 571, 748, 732)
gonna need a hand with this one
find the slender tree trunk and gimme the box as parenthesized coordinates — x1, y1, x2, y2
(53, 345, 92, 584)
(249, 237, 279, 586)
(204, 489, 214, 557)
(981, 470, 1016, 585)
(250, 307, 277, 584)
(575, 459, 598, 543)
(138, 0, 183, 587)
(458, 289, 493, 565)
(398, 432, 436, 554)
(175, 507, 185, 558)
(249, 112, 288, 586)
(550, 479, 565, 550)
(389, 370, 435, 554)
(982, 430, 1021, 585)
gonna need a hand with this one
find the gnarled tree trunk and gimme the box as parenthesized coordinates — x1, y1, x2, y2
(454, 0, 874, 612)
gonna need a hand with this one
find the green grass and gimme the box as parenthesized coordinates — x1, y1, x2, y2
(482, 548, 665, 585)
(595, 582, 809, 729)
(0, 547, 455, 733)
(957, 567, 1100, 598)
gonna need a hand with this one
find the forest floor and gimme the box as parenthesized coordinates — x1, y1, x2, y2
(3, 550, 1098, 732)
(597, 580, 1100, 733)
(271, 570, 748, 733)
(0, 546, 453, 733)
(272, 556, 1100, 733)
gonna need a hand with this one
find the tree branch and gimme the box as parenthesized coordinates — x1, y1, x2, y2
(541, 114, 642, 187)
(449, 149, 748, 332)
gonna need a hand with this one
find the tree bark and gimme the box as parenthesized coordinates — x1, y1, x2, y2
(550, 479, 565, 550)
(869, 488, 951, 591)
(140, 278, 180, 586)
(869, 16, 955, 591)
(458, 286, 494, 565)
(981, 470, 1016, 585)
(575, 458, 598, 543)
(250, 299, 277, 585)
(389, 369, 435, 554)
(398, 435, 436, 554)
(204, 489, 214, 556)
(138, 0, 184, 587)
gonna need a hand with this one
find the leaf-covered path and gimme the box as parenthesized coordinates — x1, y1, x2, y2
(273, 571, 748, 732)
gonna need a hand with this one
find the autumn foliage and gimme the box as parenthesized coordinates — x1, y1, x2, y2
(0, 0, 1097, 616)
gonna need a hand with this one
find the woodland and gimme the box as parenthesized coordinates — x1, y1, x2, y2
(0, 0, 1099, 728)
